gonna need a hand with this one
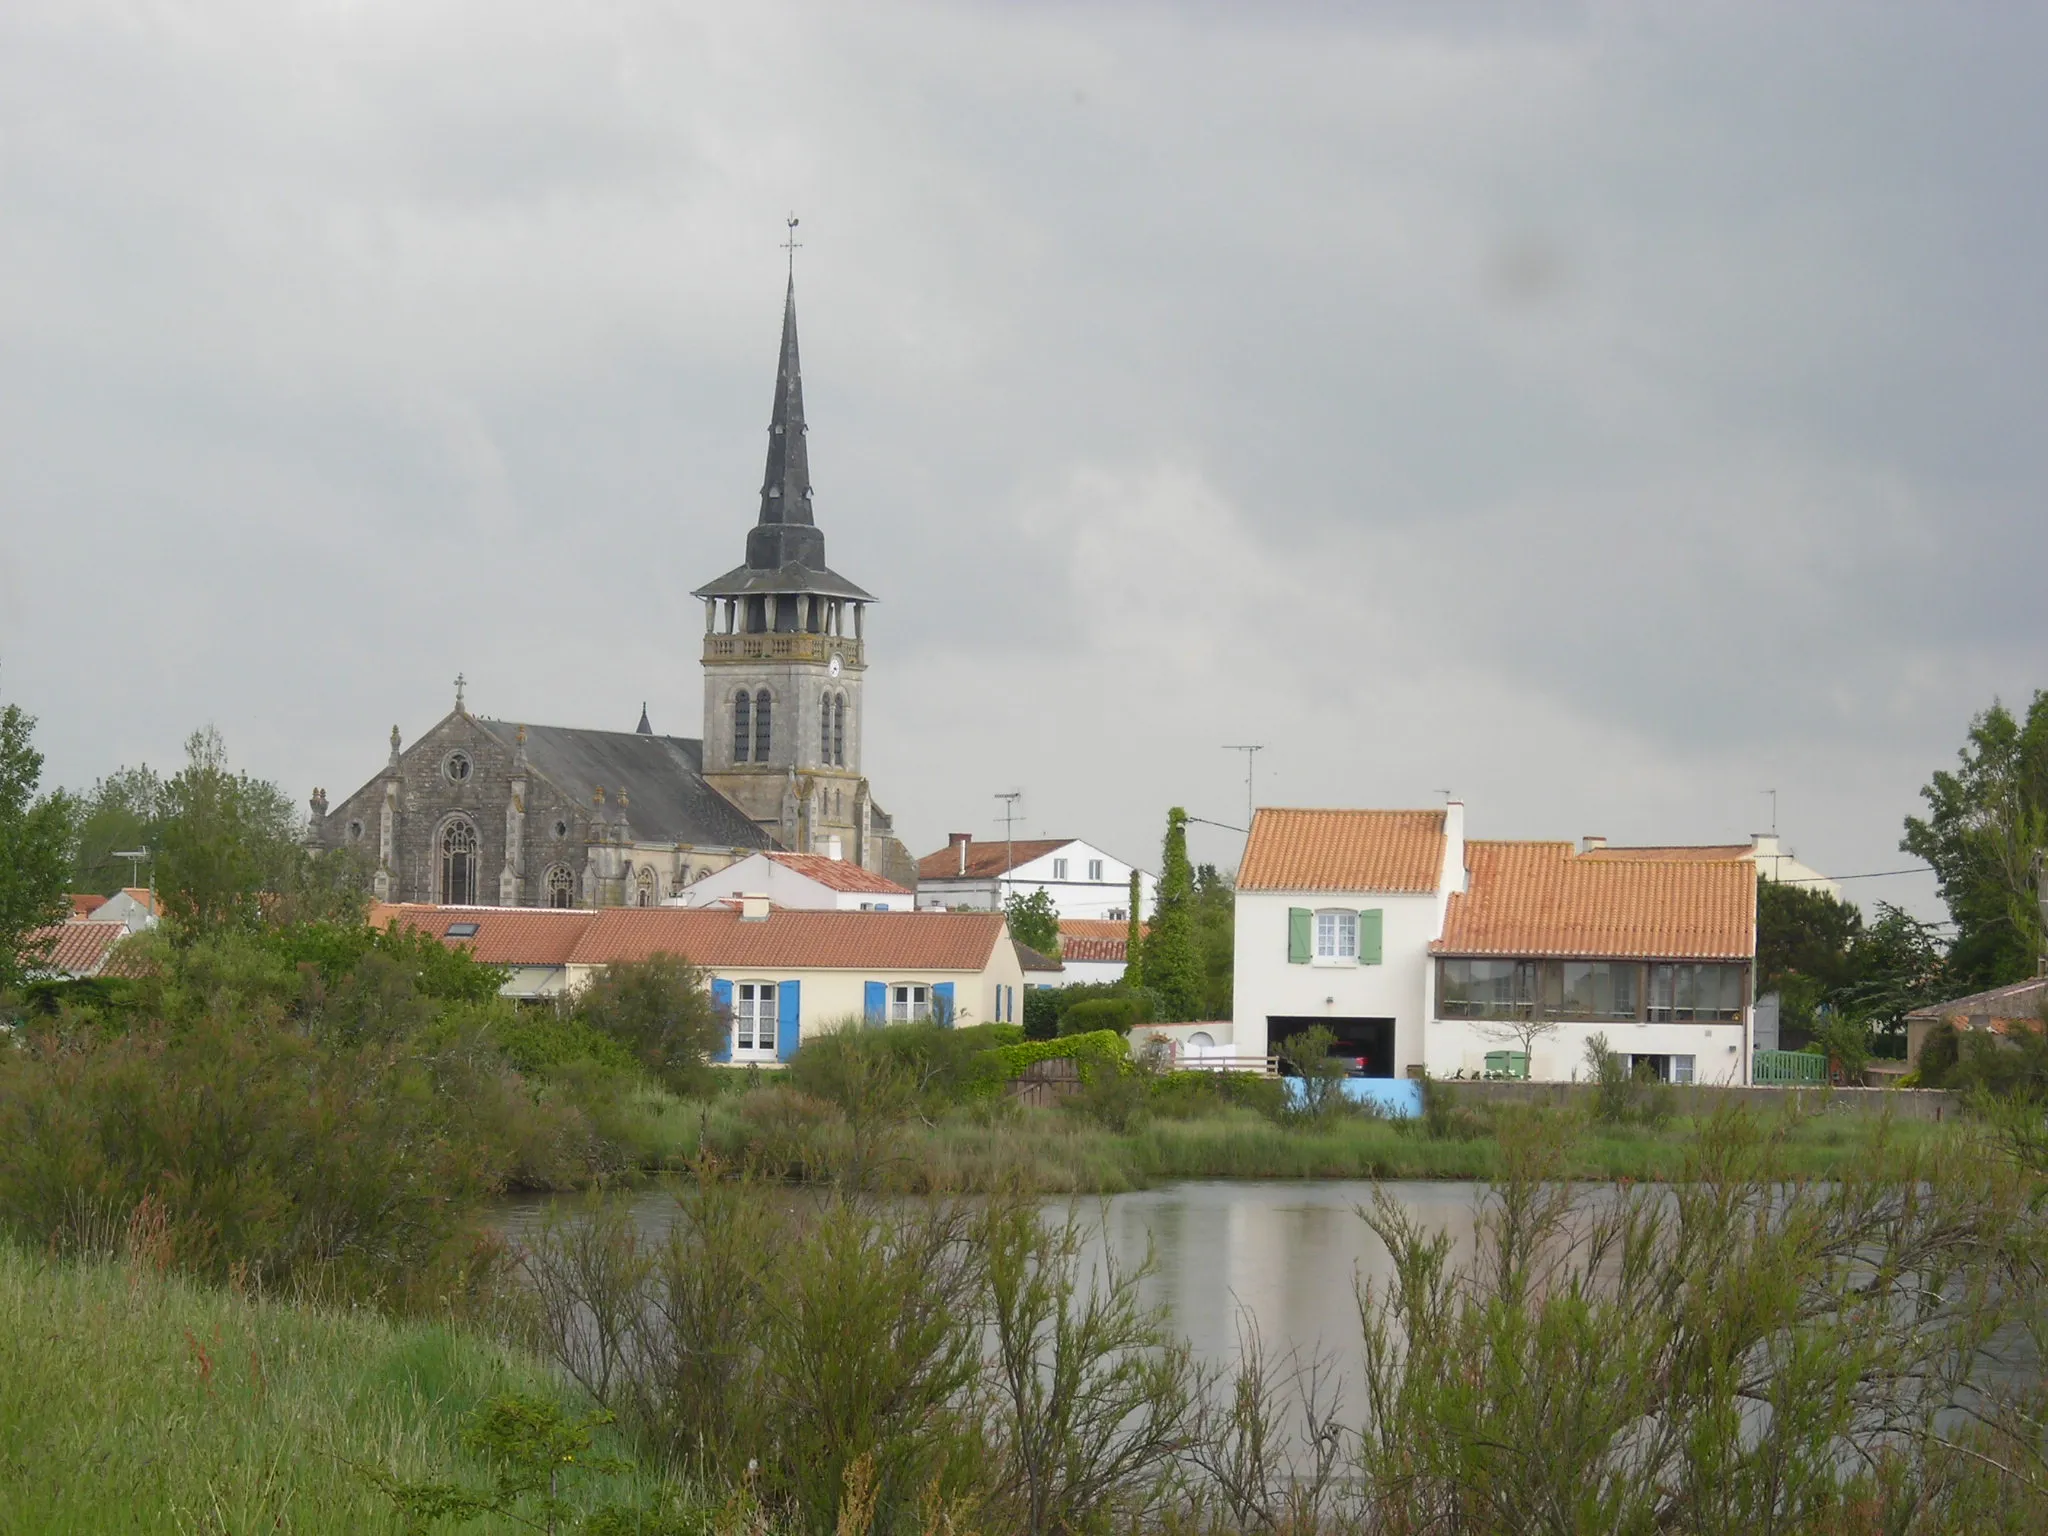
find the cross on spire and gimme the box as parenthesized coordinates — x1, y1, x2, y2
(453, 672, 467, 711)
(781, 214, 801, 279)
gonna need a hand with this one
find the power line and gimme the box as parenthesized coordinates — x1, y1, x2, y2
(1776, 866, 1933, 884)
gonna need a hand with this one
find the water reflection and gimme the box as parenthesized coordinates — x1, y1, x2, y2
(498, 1179, 1490, 1405)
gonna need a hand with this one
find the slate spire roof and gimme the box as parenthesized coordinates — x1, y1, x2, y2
(694, 275, 874, 602)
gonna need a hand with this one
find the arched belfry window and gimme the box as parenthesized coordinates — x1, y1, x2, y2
(820, 691, 833, 765)
(753, 689, 772, 761)
(733, 690, 753, 763)
(545, 864, 575, 909)
(440, 817, 479, 905)
(832, 693, 847, 767)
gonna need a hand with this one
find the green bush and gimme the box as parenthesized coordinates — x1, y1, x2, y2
(574, 954, 726, 1094)
(1059, 997, 1145, 1037)
(489, 1009, 639, 1077)
(1021, 987, 1062, 1040)
(1145, 1070, 1288, 1121)
(969, 1030, 1130, 1097)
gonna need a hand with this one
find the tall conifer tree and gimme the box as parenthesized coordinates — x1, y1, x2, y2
(1142, 807, 1202, 1020)
(1123, 869, 1145, 990)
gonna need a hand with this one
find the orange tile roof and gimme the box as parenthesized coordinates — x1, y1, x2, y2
(1058, 919, 1138, 941)
(1061, 936, 1130, 963)
(118, 887, 166, 915)
(1237, 809, 1447, 894)
(917, 838, 1070, 881)
(68, 893, 108, 918)
(23, 921, 144, 978)
(765, 852, 912, 895)
(1433, 841, 1754, 960)
(1580, 844, 1755, 862)
(571, 907, 1008, 971)
(374, 904, 596, 966)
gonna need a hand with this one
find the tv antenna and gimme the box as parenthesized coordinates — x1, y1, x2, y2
(1222, 745, 1264, 833)
(994, 790, 1022, 905)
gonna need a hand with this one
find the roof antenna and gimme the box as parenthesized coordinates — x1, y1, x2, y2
(782, 214, 802, 280)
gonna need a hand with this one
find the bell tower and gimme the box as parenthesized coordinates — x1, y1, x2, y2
(696, 265, 879, 865)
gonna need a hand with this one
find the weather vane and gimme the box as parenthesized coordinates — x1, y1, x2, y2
(782, 213, 802, 278)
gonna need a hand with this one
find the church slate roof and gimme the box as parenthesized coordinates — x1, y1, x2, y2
(474, 720, 776, 851)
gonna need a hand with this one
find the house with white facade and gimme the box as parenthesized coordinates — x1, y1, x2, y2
(673, 850, 914, 911)
(1229, 805, 1757, 1084)
(378, 900, 1027, 1053)
(1050, 919, 1139, 987)
(915, 836, 1155, 920)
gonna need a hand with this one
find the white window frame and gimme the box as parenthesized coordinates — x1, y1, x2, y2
(1087, 858, 1104, 881)
(1672, 1054, 1696, 1085)
(1313, 909, 1359, 965)
(1052, 858, 1069, 880)
(732, 981, 779, 1060)
(889, 983, 932, 1023)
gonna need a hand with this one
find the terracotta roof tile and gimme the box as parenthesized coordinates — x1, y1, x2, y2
(1058, 919, 1136, 941)
(1580, 844, 1755, 862)
(68, 894, 108, 918)
(571, 908, 1008, 971)
(375, 905, 596, 966)
(1904, 977, 2047, 1029)
(764, 852, 912, 895)
(23, 921, 140, 978)
(917, 839, 1069, 881)
(1433, 842, 1754, 960)
(1237, 809, 1447, 894)
(1060, 936, 1130, 963)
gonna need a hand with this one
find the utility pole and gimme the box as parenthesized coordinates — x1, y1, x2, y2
(1222, 745, 1264, 833)
(994, 790, 1022, 911)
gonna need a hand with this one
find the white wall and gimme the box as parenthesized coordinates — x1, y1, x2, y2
(922, 840, 1156, 920)
(1050, 958, 1127, 988)
(674, 852, 907, 911)
(1423, 1016, 1752, 1085)
(1230, 889, 1442, 1068)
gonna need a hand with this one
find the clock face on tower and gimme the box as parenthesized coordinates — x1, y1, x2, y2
(827, 653, 843, 678)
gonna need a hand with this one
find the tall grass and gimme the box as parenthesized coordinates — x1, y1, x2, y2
(0, 1243, 659, 1534)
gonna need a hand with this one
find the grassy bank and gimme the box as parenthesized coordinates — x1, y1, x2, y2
(645, 1089, 1974, 1192)
(0, 1244, 657, 1534)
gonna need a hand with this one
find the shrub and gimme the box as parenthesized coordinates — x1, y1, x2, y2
(969, 1030, 1130, 1097)
(574, 954, 724, 1094)
(1145, 1070, 1288, 1121)
(1059, 997, 1145, 1037)
(488, 1009, 638, 1077)
(1021, 986, 1062, 1040)
(0, 1015, 509, 1307)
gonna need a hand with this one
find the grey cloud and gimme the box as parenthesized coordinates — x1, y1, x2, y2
(1, 1, 2041, 924)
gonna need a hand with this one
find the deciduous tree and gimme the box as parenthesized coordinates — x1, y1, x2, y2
(0, 697, 73, 993)
(1002, 887, 1061, 956)
(1903, 691, 2048, 987)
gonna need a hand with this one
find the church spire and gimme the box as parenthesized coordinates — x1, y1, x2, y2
(746, 273, 828, 571)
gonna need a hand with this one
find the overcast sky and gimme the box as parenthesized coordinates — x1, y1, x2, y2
(4, 2, 2043, 919)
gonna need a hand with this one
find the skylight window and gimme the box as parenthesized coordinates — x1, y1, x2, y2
(445, 922, 480, 938)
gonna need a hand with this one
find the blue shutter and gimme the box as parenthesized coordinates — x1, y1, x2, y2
(933, 981, 956, 1027)
(864, 980, 887, 1025)
(710, 977, 734, 1062)
(776, 980, 802, 1060)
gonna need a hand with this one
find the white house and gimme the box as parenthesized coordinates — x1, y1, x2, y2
(378, 901, 1027, 1054)
(915, 835, 1155, 920)
(673, 850, 914, 912)
(1229, 805, 1757, 1085)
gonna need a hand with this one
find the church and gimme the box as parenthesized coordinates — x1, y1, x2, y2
(308, 273, 921, 905)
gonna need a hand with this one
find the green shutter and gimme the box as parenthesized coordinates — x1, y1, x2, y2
(1358, 908, 1383, 965)
(1287, 908, 1312, 964)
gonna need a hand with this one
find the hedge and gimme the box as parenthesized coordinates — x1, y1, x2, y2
(967, 1029, 1130, 1097)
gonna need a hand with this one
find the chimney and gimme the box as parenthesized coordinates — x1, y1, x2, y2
(739, 893, 771, 922)
(1440, 800, 1467, 896)
(1581, 834, 1607, 853)
(825, 834, 844, 861)
(949, 831, 971, 875)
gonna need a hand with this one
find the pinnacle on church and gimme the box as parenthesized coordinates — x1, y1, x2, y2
(636, 702, 652, 735)
(745, 277, 828, 572)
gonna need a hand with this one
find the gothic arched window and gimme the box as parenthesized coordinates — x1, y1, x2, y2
(733, 690, 753, 763)
(545, 864, 575, 908)
(636, 868, 656, 907)
(440, 817, 479, 905)
(820, 691, 833, 764)
(753, 689, 772, 762)
(831, 693, 847, 767)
